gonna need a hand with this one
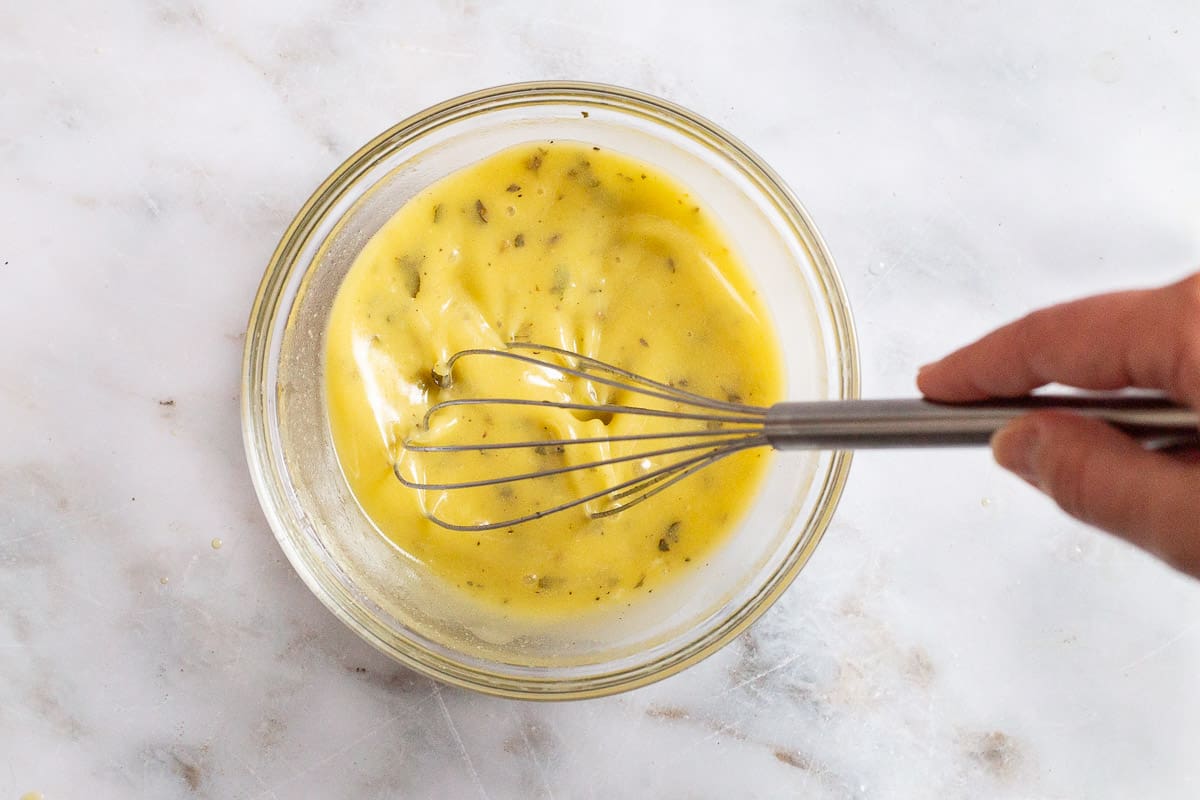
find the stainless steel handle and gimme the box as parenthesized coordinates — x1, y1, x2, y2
(763, 396, 1200, 450)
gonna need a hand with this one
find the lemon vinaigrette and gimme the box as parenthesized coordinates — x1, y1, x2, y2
(325, 142, 785, 617)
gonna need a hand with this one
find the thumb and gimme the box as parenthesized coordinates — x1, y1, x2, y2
(992, 411, 1200, 578)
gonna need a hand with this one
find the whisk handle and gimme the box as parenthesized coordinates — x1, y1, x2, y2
(763, 396, 1200, 450)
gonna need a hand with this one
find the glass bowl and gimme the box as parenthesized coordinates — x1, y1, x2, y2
(242, 82, 858, 699)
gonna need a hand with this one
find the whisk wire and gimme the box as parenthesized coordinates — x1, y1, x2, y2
(399, 343, 774, 531)
(405, 425, 761, 453)
(408, 435, 766, 532)
(588, 437, 766, 518)
(446, 342, 768, 416)
(419, 397, 765, 431)
(395, 433, 763, 492)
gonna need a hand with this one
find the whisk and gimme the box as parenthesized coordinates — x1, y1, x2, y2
(396, 342, 1200, 531)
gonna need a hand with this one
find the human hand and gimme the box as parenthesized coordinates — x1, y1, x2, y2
(917, 274, 1200, 579)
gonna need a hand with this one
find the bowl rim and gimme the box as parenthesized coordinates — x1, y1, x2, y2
(241, 80, 860, 699)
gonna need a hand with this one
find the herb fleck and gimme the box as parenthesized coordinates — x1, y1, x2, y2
(475, 199, 488, 223)
(432, 203, 443, 223)
(506, 183, 521, 192)
(514, 233, 525, 248)
(550, 265, 570, 297)
(639, 337, 649, 347)
(397, 254, 423, 298)
(659, 520, 683, 551)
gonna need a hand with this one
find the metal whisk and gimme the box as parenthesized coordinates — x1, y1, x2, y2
(396, 342, 1200, 531)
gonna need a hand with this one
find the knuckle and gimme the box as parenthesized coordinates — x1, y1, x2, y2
(1169, 300, 1200, 402)
(1039, 439, 1092, 522)
(1176, 276, 1200, 335)
(1048, 463, 1092, 524)
(1159, 533, 1200, 578)
(1171, 547, 1200, 580)
(1038, 423, 1114, 526)
(1018, 307, 1054, 343)
(1013, 309, 1054, 376)
(1175, 272, 1200, 317)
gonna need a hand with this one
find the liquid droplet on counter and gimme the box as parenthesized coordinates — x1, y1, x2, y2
(21, 791, 46, 800)
(211, 538, 223, 550)
(159, 576, 169, 585)
(981, 497, 992, 508)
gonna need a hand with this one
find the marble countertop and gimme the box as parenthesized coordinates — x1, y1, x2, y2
(4, 1, 1200, 797)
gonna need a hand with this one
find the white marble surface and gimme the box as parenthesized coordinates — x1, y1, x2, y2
(3, 1, 1200, 797)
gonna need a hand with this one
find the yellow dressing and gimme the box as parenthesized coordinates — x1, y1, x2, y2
(325, 142, 784, 618)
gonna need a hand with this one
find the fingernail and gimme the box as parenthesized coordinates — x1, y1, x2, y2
(992, 421, 1042, 487)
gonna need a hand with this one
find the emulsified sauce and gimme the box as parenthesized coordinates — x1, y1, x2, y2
(325, 142, 784, 617)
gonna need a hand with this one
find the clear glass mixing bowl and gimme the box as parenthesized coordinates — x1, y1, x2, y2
(242, 82, 859, 699)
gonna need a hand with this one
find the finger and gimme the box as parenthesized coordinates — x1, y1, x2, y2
(1161, 445, 1200, 464)
(993, 411, 1200, 578)
(917, 275, 1200, 405)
